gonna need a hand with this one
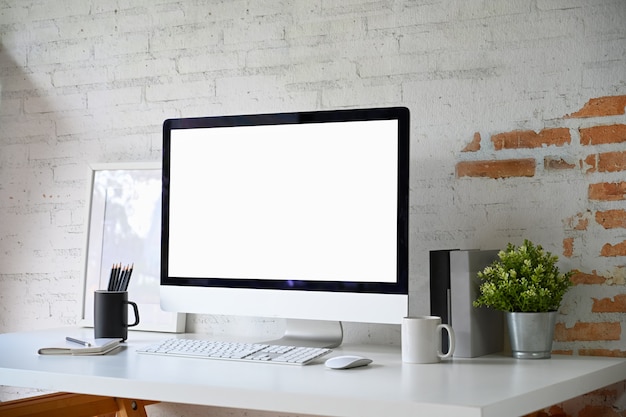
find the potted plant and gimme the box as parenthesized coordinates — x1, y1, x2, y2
(473, 239, 573, 359)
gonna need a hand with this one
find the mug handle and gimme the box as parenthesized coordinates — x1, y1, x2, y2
(126, 301, 140, 327)
(436, 324, 455, 359)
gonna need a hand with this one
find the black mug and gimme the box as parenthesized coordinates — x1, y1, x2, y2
(94, 290, 140, 340)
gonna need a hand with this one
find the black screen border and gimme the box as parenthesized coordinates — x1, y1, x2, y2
(161, 107, 409, 295)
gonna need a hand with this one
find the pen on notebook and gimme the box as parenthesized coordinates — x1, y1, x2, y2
(66, 336, 92, 347)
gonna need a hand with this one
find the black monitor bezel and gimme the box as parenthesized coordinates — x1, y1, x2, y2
(161, 107, 409, 295)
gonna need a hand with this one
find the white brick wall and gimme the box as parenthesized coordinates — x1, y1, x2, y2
(1, 0, 625, 415)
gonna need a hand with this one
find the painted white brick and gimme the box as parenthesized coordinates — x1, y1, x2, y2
(0, 168, 52, 198)
(150, 24, 220, 52)
(1, 116, 55, 140)
(25, 93, 86, 114)
(244, 46, 290, 68)
(285, 16, 366, 40)
(0, 98, 22, 116)
(286, 60, 357, 84)
(0, 144, 28, 167)
(56, 108, 170, 136)
(98, 132, 153, 156)
(52, 67, 111, 87)
(178, 52, 242, 74)
(322, 83, 402, 108)
(29, 141, 77, 161)
(26, 0, 91, 22)
(95, 32, 150, 59)
(454, 0, 531, 19)
(52, 209, 73, 227)
(28, 39, 92, 66)
(366, 4, 452, 28)
(27, 20, 62, 44)
(149, 1, 248, 27)
(582, 61, 626, 91)
(146, 80, 215, 102)
(1, 72, 53, 93)
(246, 0, 292, 18)
(87, 87, 142, 109)
(0, 4, 28, 25)
(140, 5, 187, 29)
(0, 37, 28, 68)
(53, 163, 88, 183)
(319, 0, 393, 17)
(247, 37, 398, 69)
(192, 1, 249, 23)
(54, 16, 118, 41)
(111, 58, 177, 81)
(215, 74, 281, 97)
(223, 20, 286, 45)
(357, 54, 432, 78)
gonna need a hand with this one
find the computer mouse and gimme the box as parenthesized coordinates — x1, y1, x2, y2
(324, 355, 373, 370)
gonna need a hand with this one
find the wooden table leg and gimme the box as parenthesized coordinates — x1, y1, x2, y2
(115, 397, 158, 417)
(0, 392, 158, 417)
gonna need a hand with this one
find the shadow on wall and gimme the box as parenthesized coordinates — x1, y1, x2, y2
(0, 40, 64, 333)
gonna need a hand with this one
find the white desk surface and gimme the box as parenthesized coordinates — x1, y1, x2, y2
(1, 327, 625, 417)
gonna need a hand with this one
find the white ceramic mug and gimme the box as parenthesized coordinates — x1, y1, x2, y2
(401, 316, 455, 364)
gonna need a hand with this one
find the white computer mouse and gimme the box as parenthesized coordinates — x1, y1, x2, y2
(324, 355, 373, 370)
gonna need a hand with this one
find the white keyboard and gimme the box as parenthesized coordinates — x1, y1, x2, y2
(137, 338, 332, 365)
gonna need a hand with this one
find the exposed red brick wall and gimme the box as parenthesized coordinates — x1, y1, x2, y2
(601, 241, 626, 257)
(592, 294, 626, 313)
(554, 322, 621, 342)
(492, 127, 571, 150)
(566, 96, 626, 118)
(596, 210, 626, 229)
(457, 95, 626, 417)
(588, 181, 626, 201)
(570, 270, 608, 285)
(580, 124, 626, 145)
(456, 159, 535, 178)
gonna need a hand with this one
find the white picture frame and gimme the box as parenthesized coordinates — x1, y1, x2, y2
(80, 162, 186, 332)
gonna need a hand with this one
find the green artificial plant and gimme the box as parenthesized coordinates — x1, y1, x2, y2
(473, 239, 573, 313)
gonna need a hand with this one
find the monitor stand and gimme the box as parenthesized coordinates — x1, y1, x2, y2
(265, 319, 343, 348)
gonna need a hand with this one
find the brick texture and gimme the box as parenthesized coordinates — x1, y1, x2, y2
(596, 210, 626, 229)
(588, 182, 626, 201)
(491, 128, 571, 150)
(580, 124, 626, 146)
(578, 349, 626, 358)
(566, 96, 626, 118)
(456, 159, 535, 178)
(592, 295, 626, 313)
(600, 241, 626, 257)
(462, 132, 482, 152)
(544, 157, 577, 171)
(570, 270, 608, 285)
(554, 322, 621, 342)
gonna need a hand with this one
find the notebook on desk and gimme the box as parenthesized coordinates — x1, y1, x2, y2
(38, 338, 122, 356)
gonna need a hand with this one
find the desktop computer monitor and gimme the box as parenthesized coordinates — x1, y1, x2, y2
(160, 106, 410, 348)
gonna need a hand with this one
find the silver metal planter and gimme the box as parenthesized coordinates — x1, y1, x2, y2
(506, 311, 557, 359)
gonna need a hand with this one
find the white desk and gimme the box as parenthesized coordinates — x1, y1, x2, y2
(1, 327, 625, 417)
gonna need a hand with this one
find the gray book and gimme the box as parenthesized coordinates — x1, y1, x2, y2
(450, 250, 503, 358)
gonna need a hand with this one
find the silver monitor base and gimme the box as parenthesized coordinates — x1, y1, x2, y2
(265, 319, 343, 348)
